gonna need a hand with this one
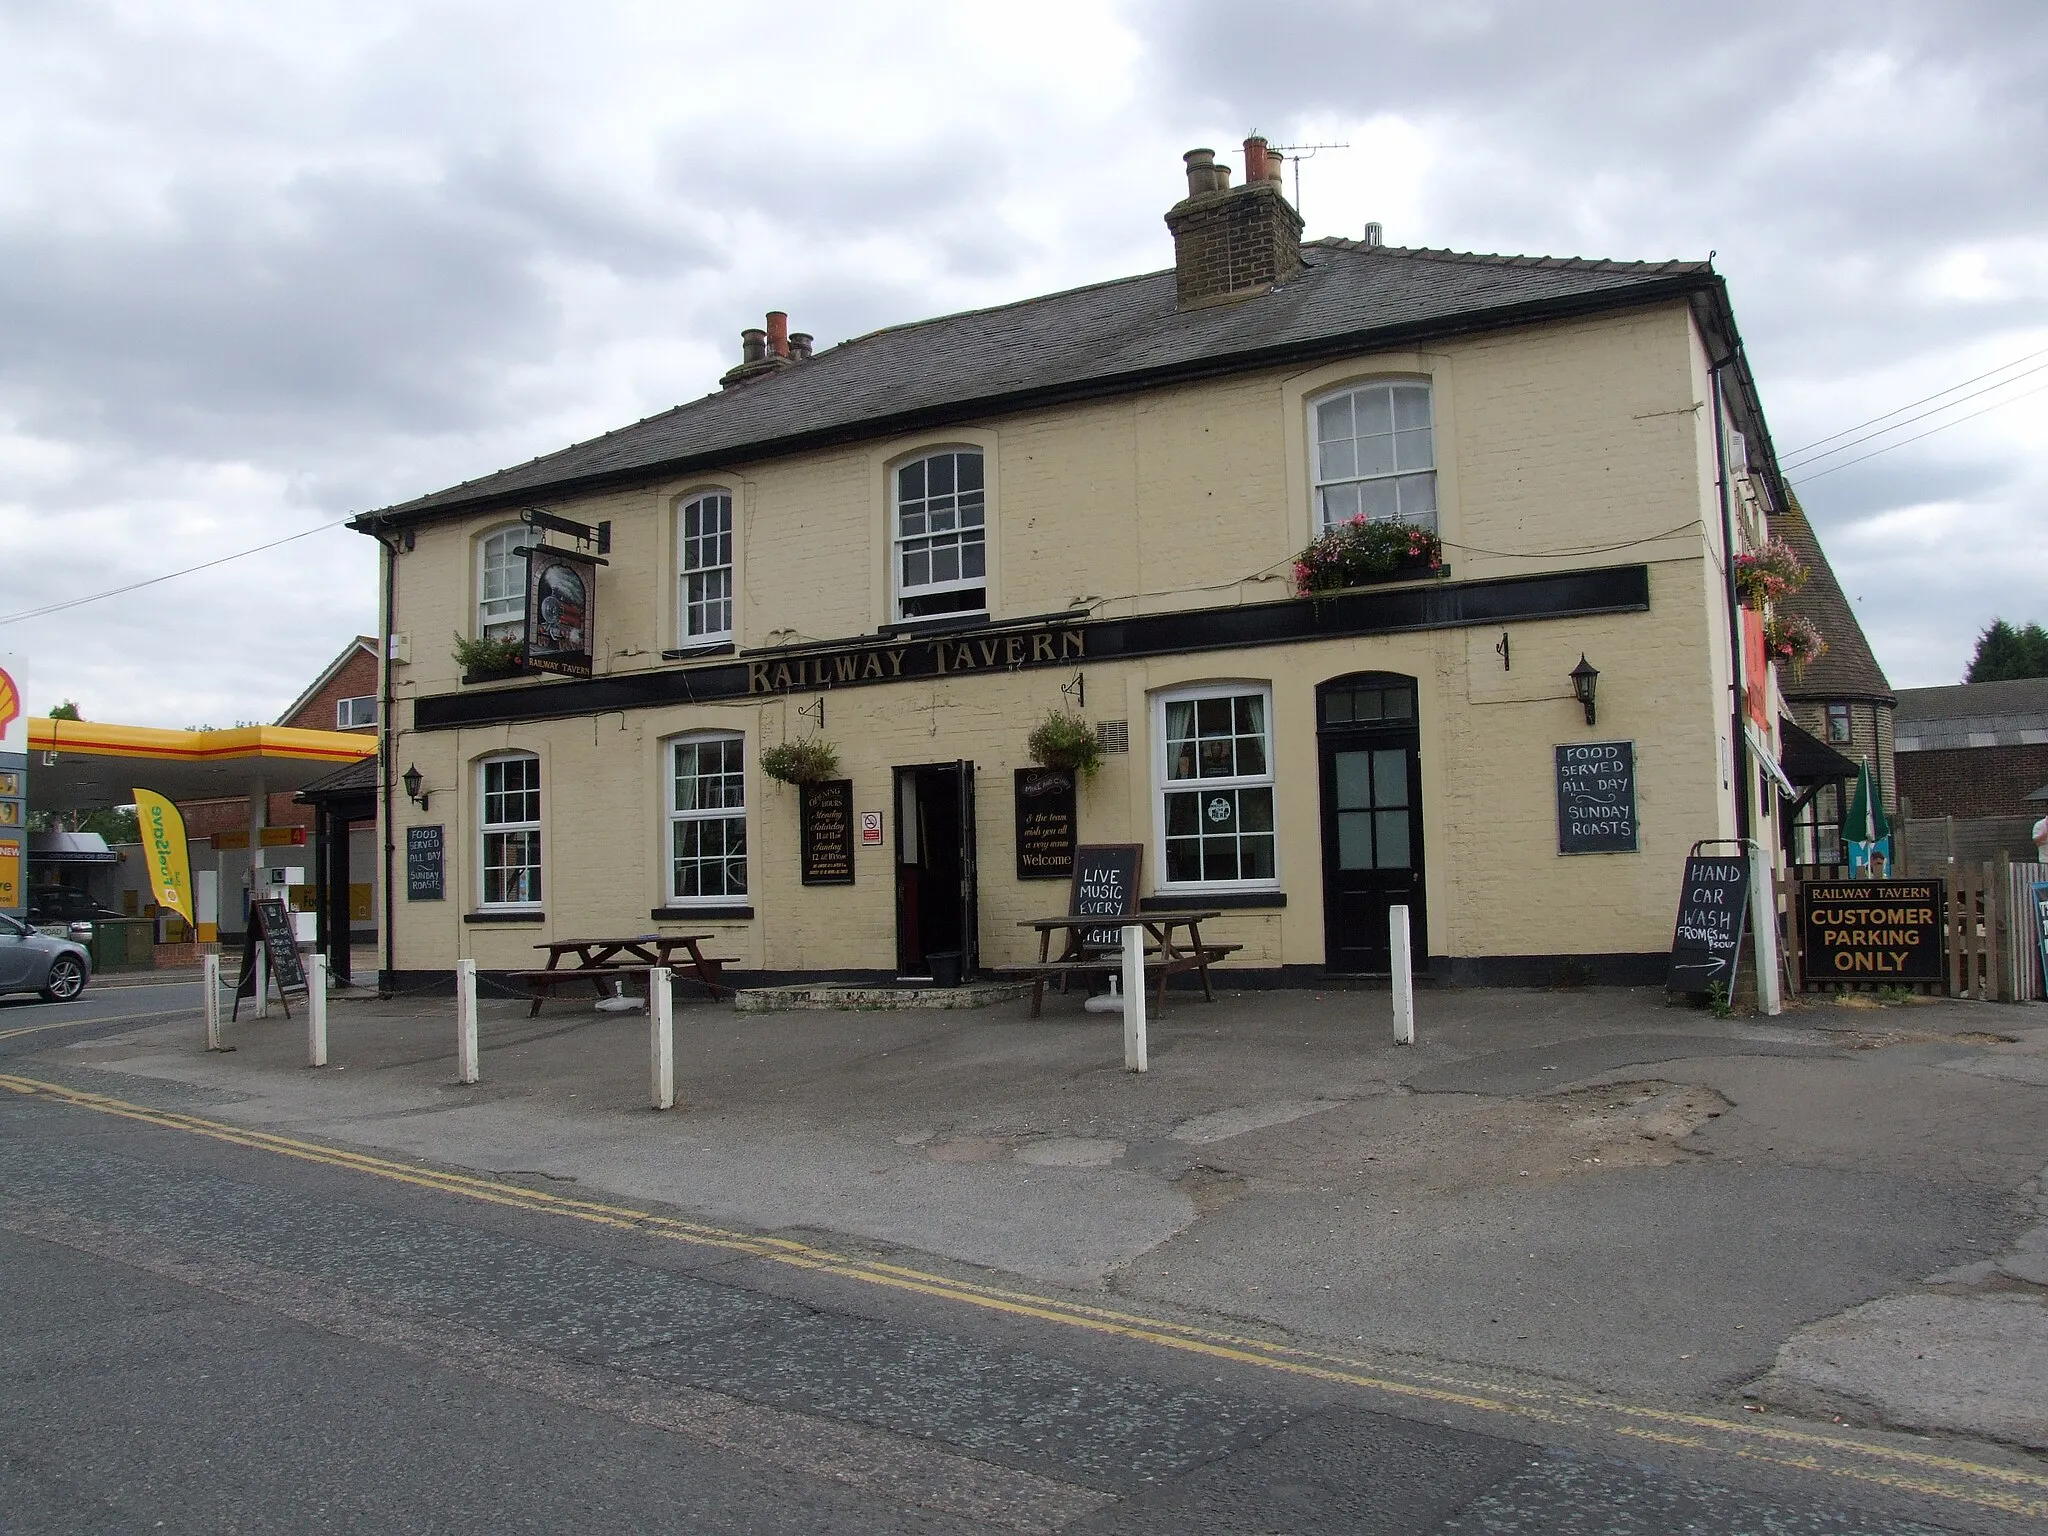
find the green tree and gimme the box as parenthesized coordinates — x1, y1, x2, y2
(1965, 620, 2048, 682)
(48, 700, 81, 720)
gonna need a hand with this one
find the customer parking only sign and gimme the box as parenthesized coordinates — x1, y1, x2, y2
(1799, 881, 1946, 984)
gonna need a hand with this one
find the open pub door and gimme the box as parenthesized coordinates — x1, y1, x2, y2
(893, 760, 978, 980)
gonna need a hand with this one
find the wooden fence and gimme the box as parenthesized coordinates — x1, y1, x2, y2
(1776, 854, 2044, 1002)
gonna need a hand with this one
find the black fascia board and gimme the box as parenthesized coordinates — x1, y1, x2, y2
(1685, 278, 1791, 516)
(350, 274, 1719, 538)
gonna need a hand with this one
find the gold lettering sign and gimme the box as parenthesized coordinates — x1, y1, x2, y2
(747, 625, 1083, 695)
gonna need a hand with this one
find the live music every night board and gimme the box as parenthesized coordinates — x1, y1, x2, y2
(1555, 741, 1638, 855)
(1070, 843, 1141, 952)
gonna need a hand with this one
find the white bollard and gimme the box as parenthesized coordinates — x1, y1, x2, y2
(1747, 839, 1783, 1017)
(306, 952, 329, 1067)
(455, 958, 479, 1084)
(255, 940, 269, 1019)
(650, 966, 675, 1111)
(204, 952, 225, 1051)
(1391, 905, 1415, 1046)
(1121, 924, 1148, 1073)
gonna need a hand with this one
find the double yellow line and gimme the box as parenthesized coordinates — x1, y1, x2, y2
(3, 1068, 2042, 1520)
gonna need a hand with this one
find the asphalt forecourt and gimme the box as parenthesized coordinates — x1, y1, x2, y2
(3, 1065, 2044, 1532)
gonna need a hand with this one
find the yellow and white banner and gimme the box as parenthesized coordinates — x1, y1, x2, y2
(133, 788, 194, 929)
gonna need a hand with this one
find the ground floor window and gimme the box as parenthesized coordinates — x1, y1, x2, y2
(479, 753, 541, 906)
(1791, 781, 1844, 867)
(1157, 684, 1277, 886)
(670, 734, 747, 901)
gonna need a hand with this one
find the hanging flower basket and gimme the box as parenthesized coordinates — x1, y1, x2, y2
(1293, 517, 1443, 598)
(1763, 612, 1826, 676)
(1027, 710, 1101, 779)
(761, 738, 840, 786)
(1734, 537, 1809, 608)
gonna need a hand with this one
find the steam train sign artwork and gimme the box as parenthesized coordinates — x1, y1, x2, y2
(522, 546, 598, 678)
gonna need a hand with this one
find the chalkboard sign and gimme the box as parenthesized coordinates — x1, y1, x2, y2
(2034, 882, 2048, 987)
(800, 779, 855, 886)
(406, 825, 445, 901)
(1070, 843, 1141, 952)
(1014, 768, 1076, 880)
(1800, 880, 1946, 985)
(234, 897, 307, 1018)
(1555, 741, 1638, 855)
(1668, 850, 1749, 993)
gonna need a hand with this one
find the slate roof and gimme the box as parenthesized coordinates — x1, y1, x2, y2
(295, 753, 380, 803)
(1772, 500, 1894, 704)
(1894, 678, 2048, 751)
(356, 239, 1734, 528)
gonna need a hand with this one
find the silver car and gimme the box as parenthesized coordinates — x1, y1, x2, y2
(0, 912, 92, 1001)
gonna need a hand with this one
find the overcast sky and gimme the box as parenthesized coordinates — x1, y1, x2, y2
(2, 0, 2041, 727)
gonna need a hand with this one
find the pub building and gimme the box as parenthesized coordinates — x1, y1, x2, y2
(357, 140, 1807, 991)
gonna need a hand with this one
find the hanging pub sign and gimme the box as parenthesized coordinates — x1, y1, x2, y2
(800, 778, 855, 886)
(1667, 845, 1749, 994)
(406, 825, 445, 901)
(1014, 767, 1077, 880)
(1554, 741, 1638, 855)
(522, 545, 598, 677)
(1799, 880, 1946, 984)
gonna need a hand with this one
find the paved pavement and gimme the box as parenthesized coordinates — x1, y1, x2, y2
(4, 977, 2046, 1529)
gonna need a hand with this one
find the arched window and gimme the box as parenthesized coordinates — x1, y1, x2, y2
(677, 491, 734, 643)
(668, 733, 747, 902)
(1310, 382, 1436, 533)
(478, 752, 541, 907)
(477, 526, 527, 639)
(894, 449, 986, 620)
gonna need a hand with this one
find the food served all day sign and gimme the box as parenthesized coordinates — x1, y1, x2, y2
(1799, 881, 1945, 983)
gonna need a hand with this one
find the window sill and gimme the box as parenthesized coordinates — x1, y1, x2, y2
(880, 612, 990, 638)
(1141, 892, 1287, 911)
(464, 909, 545, 924)
(660, 641, 737, 662)
(650, 905, 754, 922)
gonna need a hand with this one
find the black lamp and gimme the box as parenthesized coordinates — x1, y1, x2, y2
(1569, 655, 1599, 727)
(402, 763, 428, 811)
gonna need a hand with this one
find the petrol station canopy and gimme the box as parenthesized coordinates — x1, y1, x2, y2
(26, 718, 376, 812)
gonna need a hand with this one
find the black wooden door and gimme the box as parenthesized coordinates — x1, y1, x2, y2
(955, 760, 978, 976)
(1317, 676, 1426, 973)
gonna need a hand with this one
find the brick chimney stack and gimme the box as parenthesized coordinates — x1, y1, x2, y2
(721, 311, 813, 388)
(1164, 137, 1304, 309)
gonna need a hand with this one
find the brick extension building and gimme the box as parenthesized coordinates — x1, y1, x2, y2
(1895, 677, 2048, 867)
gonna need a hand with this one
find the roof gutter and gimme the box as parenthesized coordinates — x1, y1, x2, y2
(350, 272, 1723, 536)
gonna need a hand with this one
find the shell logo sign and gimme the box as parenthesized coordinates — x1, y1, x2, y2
(0, 664, 19, 751)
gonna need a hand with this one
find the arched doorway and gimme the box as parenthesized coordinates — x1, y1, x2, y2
(1316, 673, 1426, 973)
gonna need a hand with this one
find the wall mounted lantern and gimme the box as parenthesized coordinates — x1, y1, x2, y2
(402, 763, 429, 811)
(1569, 655, 1600, 727)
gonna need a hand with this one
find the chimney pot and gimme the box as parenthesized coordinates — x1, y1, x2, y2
(1265, 148, 1285, 187)
(741, 328, 766, 364)
(789, 332, 813, 361)
(1183, 147, 1216, 198)
(766, 310, 789, 359)
(1243, 136, 1268, 185)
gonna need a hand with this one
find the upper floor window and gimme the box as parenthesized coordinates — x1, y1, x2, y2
(479, 753, 541, 907)
(669, 734, 747, 903)
(1156, 684, 1277, 888)
(895, 449, 986, 621)
(478, 527, 526, 640)
(335, 696, 378, 729)
(1825, 703, 1852, 745)
(1312, 381, 1436, 532)
(678, 492, 734, 643)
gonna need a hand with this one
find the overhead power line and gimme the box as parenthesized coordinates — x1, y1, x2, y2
(1791, 375, 2048, 485)
(1781, 357, 2048, 471)
(1778, 343, 2048, 458)
(0, 515, 354, 626)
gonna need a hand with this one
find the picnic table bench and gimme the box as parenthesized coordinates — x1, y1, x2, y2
(509, 934, 733, 1016)
(994, 912, 1240, 1018)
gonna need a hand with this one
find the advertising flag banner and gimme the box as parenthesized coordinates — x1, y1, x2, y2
(133, 788, 195, 929)
(523, 546, 597, 678)
(1844, 759, 1893, 877)
(1740, 608, 1772, 731)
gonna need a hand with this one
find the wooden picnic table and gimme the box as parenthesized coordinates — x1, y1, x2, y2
(510, 934, 732, 1016)
(995, 911, 1239, 1018)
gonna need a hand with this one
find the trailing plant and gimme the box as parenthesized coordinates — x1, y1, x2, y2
(452, 632, 524, 673)
(1734, 537, 1808, 608)
(1293, 516, 1443, 598)
(1762, 612, 1827, 676)
(760, 737, 839, 786)
(1027, 710, 1101, 779)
